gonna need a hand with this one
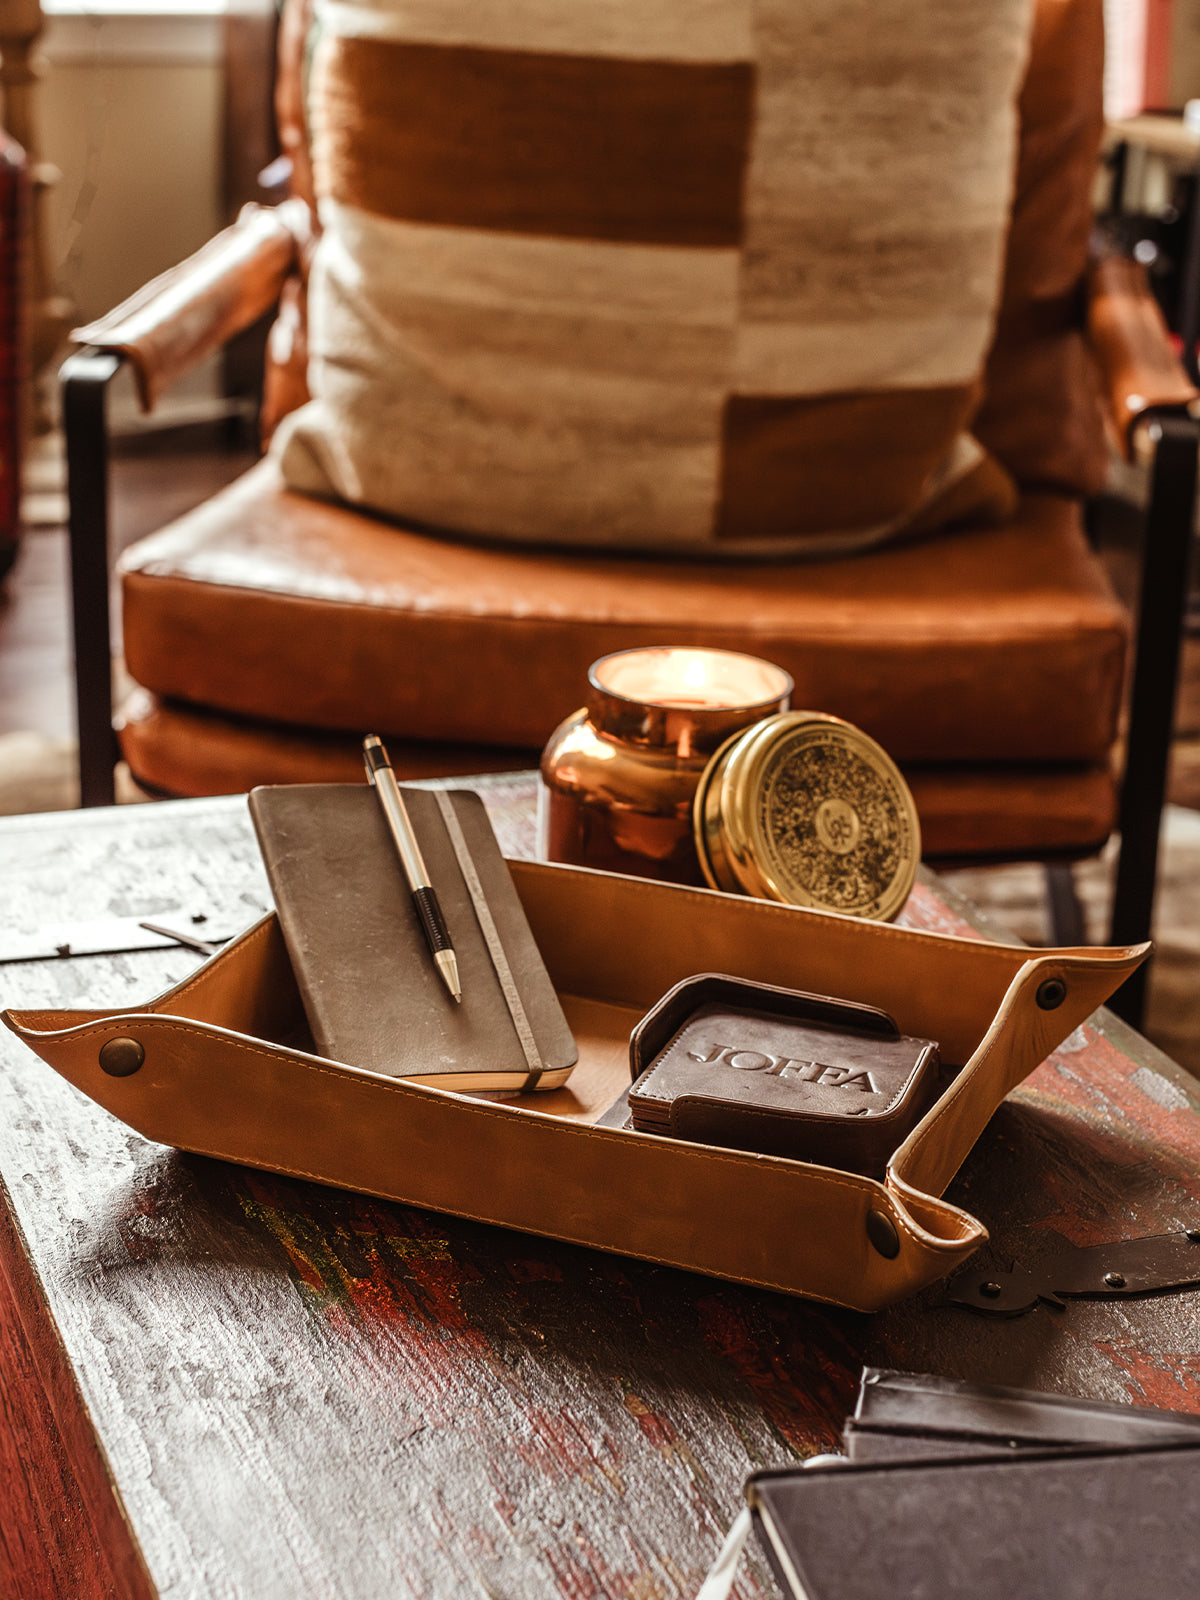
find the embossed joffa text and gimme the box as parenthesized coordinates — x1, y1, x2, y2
(687, 1044, 879, 1092)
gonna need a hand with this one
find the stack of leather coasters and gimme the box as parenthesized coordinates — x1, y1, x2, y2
(604, 974, 941, 1177)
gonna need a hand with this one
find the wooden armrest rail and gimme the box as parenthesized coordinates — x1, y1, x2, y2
(1087, 252, 1199, 457)
(71, 199, 312, 413)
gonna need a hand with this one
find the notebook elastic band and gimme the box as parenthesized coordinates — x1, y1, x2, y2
(434, 790, 545, 1089)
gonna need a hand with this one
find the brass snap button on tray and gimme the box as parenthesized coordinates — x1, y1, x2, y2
(99, 1037, 145, 1077)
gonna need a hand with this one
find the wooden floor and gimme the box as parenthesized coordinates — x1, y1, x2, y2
(1, 428, 258, 741)
(1, 438, 1198, 807)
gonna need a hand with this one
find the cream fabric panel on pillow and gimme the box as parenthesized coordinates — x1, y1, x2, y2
(274, 0, 1034, 556)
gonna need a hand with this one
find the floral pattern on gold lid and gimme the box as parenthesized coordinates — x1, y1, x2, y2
(693, 712, 920, 921)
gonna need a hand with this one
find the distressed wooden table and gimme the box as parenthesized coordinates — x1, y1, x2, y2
(2, 779, 1199, 1600)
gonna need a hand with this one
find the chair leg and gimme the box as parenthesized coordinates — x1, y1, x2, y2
(61, 348, 124, 808)
(1044, 863, 1087, 947)
(1108, 413, 1200, 1030)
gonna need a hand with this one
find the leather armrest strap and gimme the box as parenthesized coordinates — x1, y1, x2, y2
(1087, 250, 1199, 458)
(71, 198, 314, 412)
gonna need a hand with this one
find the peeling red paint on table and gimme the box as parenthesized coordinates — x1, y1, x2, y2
(1092, 1340, 1200, 1411)
(3, 786, 1200, 1600)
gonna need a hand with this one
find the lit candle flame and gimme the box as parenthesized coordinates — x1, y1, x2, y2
(681, 653, 709, 692)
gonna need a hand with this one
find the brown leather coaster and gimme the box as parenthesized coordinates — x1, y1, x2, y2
(625, 974, 939, 1175)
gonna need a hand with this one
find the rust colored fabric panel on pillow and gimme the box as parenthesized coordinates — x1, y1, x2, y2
(314, 36, 754, 247)
(274, 0, 1036, 556)
(716, 387, 1014, 542)
(120, 461, 1126, 767)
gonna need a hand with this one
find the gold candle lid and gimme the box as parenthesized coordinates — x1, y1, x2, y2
(693, 712, 920, 921)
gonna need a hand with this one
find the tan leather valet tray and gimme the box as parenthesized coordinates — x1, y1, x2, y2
(3, 862, 1146, 1313)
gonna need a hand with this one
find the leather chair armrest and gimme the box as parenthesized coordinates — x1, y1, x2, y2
(1087, 249, 1199, 459)
(71, 198, 314, 412)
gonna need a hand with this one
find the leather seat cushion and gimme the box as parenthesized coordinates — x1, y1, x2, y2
(117, 690, 1118, 862)
(119, 460, 1127, 764)
(118, 686, 535, 792)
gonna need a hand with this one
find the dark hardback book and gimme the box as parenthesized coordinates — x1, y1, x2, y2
(249, 784, 577, 1091)
(747, 1442, 1200, 1600)
(844, 1367, 1200, 1459)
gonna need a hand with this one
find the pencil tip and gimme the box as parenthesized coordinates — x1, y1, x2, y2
(436, 949, 462, 1004)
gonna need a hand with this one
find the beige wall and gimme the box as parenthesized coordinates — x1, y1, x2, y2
(35, 10, 225, 414)
(40, 58, 221, 326)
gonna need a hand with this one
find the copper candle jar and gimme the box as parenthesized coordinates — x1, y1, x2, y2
(539, 647, 793, 884)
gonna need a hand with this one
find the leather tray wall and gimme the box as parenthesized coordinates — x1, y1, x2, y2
(3, 862, 1147, 1313)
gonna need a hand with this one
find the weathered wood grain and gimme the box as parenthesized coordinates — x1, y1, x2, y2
(0, 1216, 130, 1600)
(2, 782, 1200, 1600)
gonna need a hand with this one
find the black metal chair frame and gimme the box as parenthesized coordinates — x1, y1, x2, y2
(59, 343, 1199, 1031)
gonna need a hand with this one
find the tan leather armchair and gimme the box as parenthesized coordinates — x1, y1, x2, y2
(61, 0, 1199, 1027)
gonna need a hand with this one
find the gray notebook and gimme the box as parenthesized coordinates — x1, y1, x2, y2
(249, 783, 577, 1092)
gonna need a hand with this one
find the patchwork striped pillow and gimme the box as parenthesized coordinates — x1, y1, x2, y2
(274, 0, 1034, 556)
